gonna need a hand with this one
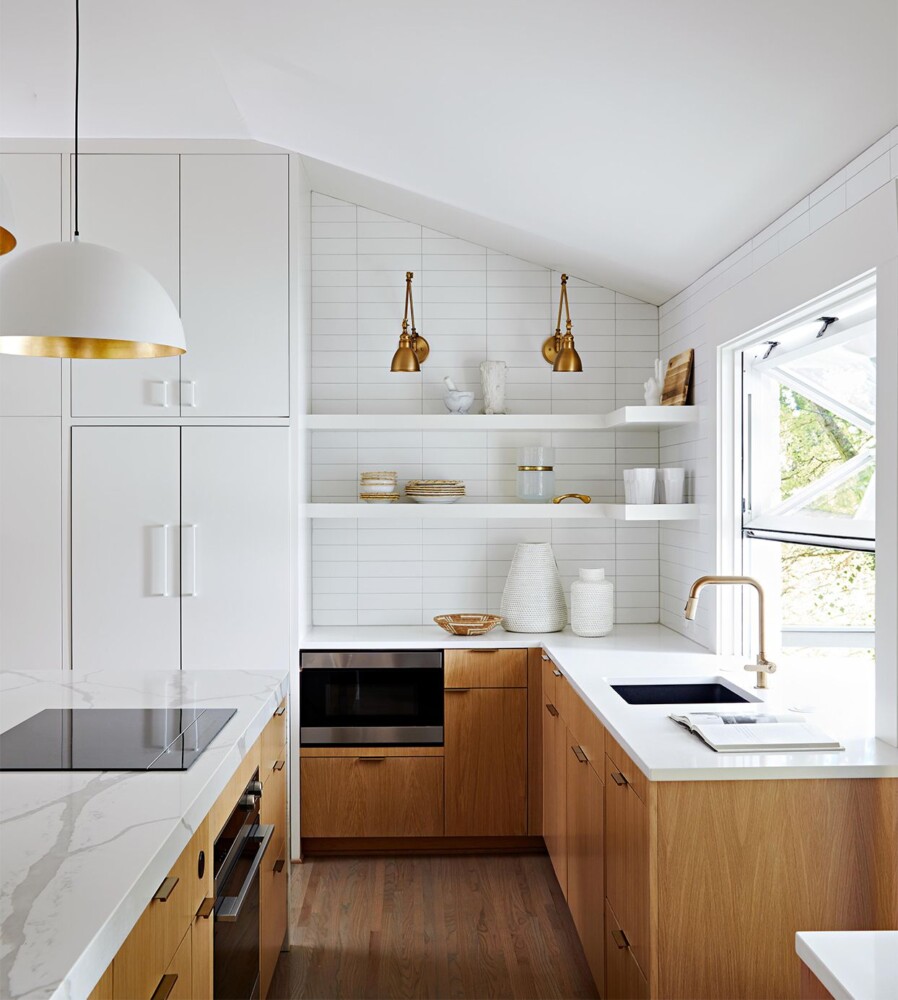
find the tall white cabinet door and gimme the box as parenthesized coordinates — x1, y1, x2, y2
(180, 428, 290, 671)
(70, 155, 182, 417)
(180, 156, 289, 417)
(0, 154, 63, 416)
(72, 427, 181, 670)
(0, 418, 63, 669)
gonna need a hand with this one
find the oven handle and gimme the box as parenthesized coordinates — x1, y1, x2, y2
(214, 824, 275, 923)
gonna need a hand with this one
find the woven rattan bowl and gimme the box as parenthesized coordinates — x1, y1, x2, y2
(433, 613, 502, 636)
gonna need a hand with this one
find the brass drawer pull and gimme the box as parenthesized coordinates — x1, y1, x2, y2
(552, 668, 561, 677)
(273, 759, 285, 772)
(541, 653, 549, 661)
(273, 859, 286, 874)
(610, 770, 628, 787)
(545, 703, 559, 717)
(274, 705, 286, 717)
(357, 756, 385, 762)
(571, 745, 588, 764)
(197, 897, 215, 920)
(446, 687, 471, 692)
(151, 974, 178, 1000)
(153, 876, 179, 902)
(468, 649, 497, 653)
(611, 927, 630, 950)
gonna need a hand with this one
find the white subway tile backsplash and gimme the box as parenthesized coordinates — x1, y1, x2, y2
(310, 191, 661, 625)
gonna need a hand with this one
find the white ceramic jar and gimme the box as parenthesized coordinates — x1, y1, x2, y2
(500, 542, 567, 632)
(570, 567, 613, 637)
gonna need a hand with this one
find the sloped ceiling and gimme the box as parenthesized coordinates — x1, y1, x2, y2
(1, 0, 896, 303)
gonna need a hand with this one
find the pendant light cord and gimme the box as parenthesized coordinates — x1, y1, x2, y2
(73, 0, 80, 237)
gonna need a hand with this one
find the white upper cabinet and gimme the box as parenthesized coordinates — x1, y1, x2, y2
(71, 427, 182, 671)
(180, 427, 290, 670)
(180, 155, 289, 417)
(0, 154, 63, 416)
(70, 155, 182, 417)
(0, 417, 63, 669)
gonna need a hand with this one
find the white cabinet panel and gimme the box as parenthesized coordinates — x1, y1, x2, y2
(181, 428, 290, 671)
(70, 155, 181, 417)
(0, 154, 63, 416)
(0, 418, 62, 669)
(72, 427, 181, 670)
(180, 156, 289, 417)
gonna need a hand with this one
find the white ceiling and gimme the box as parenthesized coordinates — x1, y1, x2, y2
(2, 0, 896, 304)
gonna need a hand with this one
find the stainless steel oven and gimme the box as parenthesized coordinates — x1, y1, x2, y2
(300, 649, 444, 746)
(213, 769, 274, 1000)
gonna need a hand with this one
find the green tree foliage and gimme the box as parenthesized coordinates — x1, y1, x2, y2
(778, 387, 875, 627)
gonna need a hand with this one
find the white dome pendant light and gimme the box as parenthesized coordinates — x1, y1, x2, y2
(0, 1, 185, 360)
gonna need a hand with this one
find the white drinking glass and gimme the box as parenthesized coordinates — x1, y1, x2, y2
(659, 467, 686, 504)
(625, 468, 657, 504)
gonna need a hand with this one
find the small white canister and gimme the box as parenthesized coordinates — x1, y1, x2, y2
(570, 567, 613, 637)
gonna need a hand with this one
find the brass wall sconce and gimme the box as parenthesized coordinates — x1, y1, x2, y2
(390, 271, 430, 372)
(542, 273, 583, 372)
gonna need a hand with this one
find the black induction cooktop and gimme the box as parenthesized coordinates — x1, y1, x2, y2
(0, 707, 237, 771)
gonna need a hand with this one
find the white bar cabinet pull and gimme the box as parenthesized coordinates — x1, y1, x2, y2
(182, 524, 198, 596)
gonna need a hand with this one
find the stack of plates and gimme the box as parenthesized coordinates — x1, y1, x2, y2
(359, 470, 399, 504)
(405, 480, 466, 504)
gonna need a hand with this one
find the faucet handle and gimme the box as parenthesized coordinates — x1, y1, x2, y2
(744, 656, 777, 675)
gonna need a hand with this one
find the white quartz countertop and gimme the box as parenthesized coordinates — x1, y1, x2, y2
(302, 624, 898, 780)
(796, 931, 898, 1000)
(0, 668, 289, 1000)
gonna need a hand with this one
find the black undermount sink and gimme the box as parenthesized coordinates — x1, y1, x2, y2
(611, 682, 752, 705)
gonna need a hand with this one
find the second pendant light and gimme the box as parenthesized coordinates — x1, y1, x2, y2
(542, 273, 583, 373)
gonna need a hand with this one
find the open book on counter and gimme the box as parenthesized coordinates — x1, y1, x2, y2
(669, 711, 844, 753)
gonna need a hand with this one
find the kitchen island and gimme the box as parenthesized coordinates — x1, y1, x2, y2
(0, 668, 289, 1000)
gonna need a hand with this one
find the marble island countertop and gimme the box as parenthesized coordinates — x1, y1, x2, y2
(796, 931, 898, 1000)
(303, 624, 898, 780)
(0, 668, 289, 1000)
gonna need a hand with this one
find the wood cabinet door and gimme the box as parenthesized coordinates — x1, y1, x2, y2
(180, 428, 290, 672)
(542, 692, 567, 894)
(180, 155, 289, 417)
(191, 914, 213, 1000)
(0, 153, 63, 416)
(0, 418, 63, 670)
(70, 154, 182, 417)
(259, 844, 288, 999)
(604, 751, 649, 978)
(112, 903, 162, 1000)
(301, 756, 444, 838)
(444, 648, 527, 688)
(566, 729, 604, 993)
(72, 427, 181, 671)
(162, 926, 193, 1000)
(444, 687, 527, 837)
(604, 900, 648, 1000)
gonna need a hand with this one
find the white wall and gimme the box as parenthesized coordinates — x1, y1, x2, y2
(656, 129, 898, 744)
(309, 193, 663, 626)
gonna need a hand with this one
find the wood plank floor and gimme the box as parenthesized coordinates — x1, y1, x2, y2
(268, 853, 599, 1000)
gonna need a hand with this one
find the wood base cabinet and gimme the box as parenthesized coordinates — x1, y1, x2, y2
(605, 900, 648, 1000)
(260, 701, 289, 999)
(541, 661, 568, 895)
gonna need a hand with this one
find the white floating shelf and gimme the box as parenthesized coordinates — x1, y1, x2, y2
(305, 502, 699, 521)
(304, 406, 697, 432)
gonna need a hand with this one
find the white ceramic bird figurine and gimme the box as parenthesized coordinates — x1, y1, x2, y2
(644, 358, 664, 406)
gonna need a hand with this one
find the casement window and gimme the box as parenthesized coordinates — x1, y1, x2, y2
(740, 274, 876, 649)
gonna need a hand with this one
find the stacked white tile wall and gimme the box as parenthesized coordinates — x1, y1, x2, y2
(659, 128, 898, 650)
(310, 192, 661, 626)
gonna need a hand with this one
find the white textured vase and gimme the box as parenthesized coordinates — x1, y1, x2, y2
(500, 543, 567, 633)
(480, 360, 507, 414)
(570, 567, 614, 637)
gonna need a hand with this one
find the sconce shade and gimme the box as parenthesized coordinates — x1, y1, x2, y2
(0, 175, 16, 255)
(542, 273, 583, 373)
(0, 240, 186, 358)
(0, 227, 15, 256)
(553, 334, 583, 372)
(390, 331, 422, 373)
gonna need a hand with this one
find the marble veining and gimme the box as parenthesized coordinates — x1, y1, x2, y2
(0, 668, 289, 1000)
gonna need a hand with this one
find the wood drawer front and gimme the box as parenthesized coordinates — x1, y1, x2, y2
(604, 899, 648, 1000)
(605, 732, 648, 804)
(566, 689, 605, 776)
(261, 699, 287, 775)
(165, 816, 212, 961)
(300, 756, 444, 838)
(445, 648, 527, 688)
(541, 653, 560, 707)
(261, 756, 287, 837)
